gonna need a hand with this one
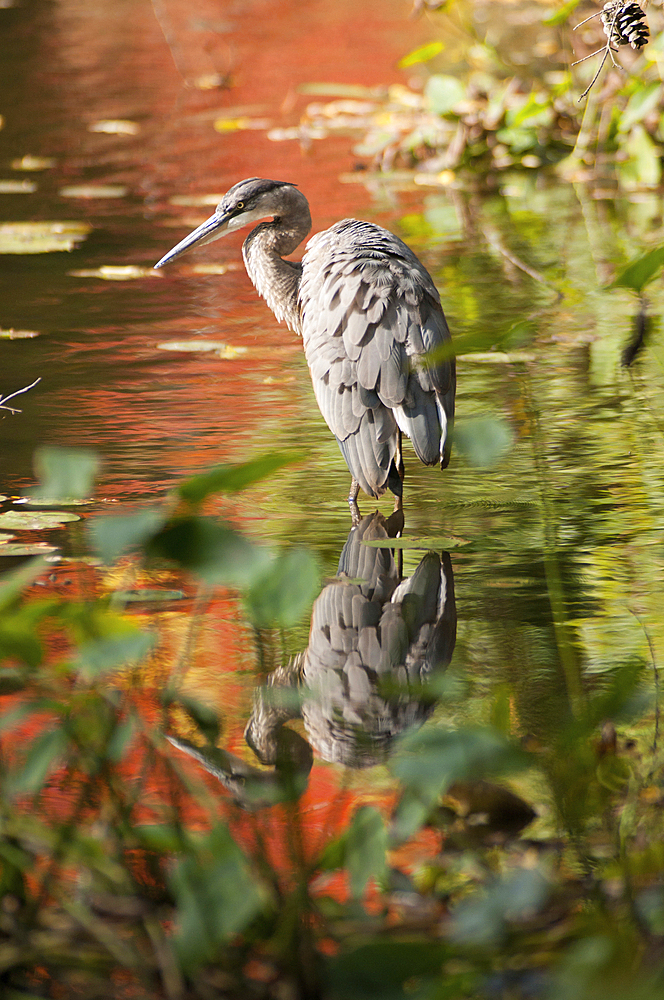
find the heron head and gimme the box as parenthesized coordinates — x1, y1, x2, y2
(153, 178, 300, 269)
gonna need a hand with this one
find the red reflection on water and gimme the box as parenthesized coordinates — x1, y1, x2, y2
(2, 0, 445, 912)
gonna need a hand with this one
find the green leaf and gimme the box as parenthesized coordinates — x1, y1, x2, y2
(106, 716, 137, 762)
(75, 631, 155, 678)
(327, 940, 451, 1000)
(425, 75, 465, 116)
(609, 245, 664, 295)
(178, 450, 303, 506)
(245, 548, 319, 627)
(543, 0, 582, 26)
(146, 517, 271, 587)
(618, 125, 662, 190)
(88, 508, 166, 563)
(0, 558, 48, 611)
(619, 83, 662, 133)
(136, 824, 185, 853)
(8, 727, 68, 795)
(390, 725, 530, 839)
(31, 446, 99, 501)
(398, 42, 444, 69)
(450, 866, 550, 945)
(346, 806, 388, 899)
(0, 511, 80, 530)
(170, 824, 264, 972)
(453, 416, 514, 467)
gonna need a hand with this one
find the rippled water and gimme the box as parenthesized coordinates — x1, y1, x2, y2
(1, 0, 664, 859)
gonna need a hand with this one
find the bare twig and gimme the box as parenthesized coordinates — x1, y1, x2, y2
(573, 2, 629, 100)
(0, 377, 42, 414)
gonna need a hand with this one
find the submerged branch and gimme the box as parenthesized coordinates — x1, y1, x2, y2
(0, 377, 41, 414)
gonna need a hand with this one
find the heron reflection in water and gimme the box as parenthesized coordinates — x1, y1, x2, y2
(168, 511, 456, 805)
(154, 178, 456, 519)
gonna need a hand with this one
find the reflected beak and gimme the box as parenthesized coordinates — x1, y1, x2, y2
(153, 210, 233, 269)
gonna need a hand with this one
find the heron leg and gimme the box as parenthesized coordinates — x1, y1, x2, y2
(348, 478, 361, 525)
(393, 430, 405, 514)
(397, 430, 405, 482)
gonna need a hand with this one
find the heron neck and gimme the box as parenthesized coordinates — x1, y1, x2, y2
(242, 212, 311, 332)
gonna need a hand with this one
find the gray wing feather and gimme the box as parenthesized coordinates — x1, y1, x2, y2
(299, 219, 455, 495)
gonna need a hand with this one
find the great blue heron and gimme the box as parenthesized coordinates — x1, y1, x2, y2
(154, 178, 455, 512)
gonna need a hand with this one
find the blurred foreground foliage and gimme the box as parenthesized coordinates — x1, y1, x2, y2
(0, 448, 663, 999)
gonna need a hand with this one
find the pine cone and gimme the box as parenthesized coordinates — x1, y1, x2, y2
(602, 2, 649, 50)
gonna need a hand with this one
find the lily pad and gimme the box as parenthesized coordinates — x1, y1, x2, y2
(213, 116, 270, 133)
(88, 120, 140, 135)
(15, 497, 92, 508)
(156, 340, 247, 358)
(59, 185, 128, 199)
(115, 589, 186, 603)
(0, 221, 91, 254)
(169, 194, 223, 206)
(0, 180, 37, 193)
(0, 328, 39, 339)
(68, 265, 154, 280)
(0, 511, 80, 530)
(11, 155, 56, 171)
(0, 542, 59, 556)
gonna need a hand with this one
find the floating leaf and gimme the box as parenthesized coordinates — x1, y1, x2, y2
(213, 117, 270, 133)
(169, 194, 223, 207)
(0, 328, 39, 339)
(10, 155, 56, 171)
(178, 451, 302, 505)
(156, 339, 247, 356)
(191, 73, 227, 90)
(88, 119, 140, 135)
(0, 179, 37, 193)
(59, 185, 128, 198)
(190, 263, 234, 275)
(609, 246, 664, 294)
(114, 589, 186, 603)
(31, 446, 99, 502)
(398, 41, 444, 68)
(0, 510, 80, 529)
(453, 416, 514, 467)
(68, 265, 154, 280)
(0, 221, 90, 254)
(298, 82, 381, 98)
(0, 542, 58, 557)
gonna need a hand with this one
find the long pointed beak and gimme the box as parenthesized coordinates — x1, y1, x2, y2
(153, 211, 231, 269)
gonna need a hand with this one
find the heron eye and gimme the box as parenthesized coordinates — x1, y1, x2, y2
(236, 201, 245, 210)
